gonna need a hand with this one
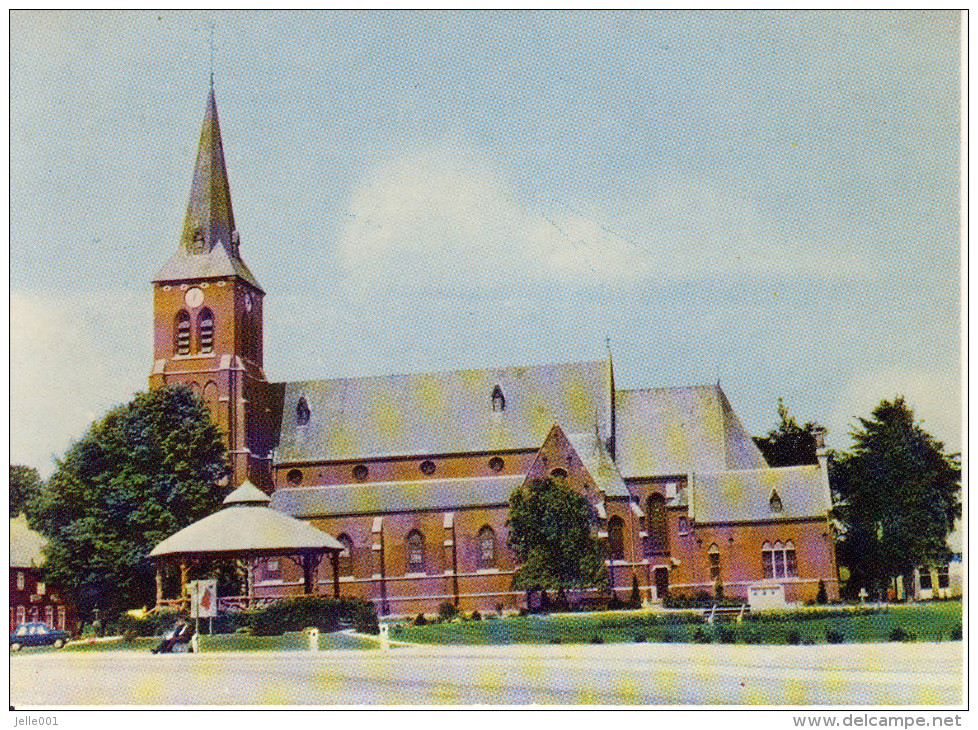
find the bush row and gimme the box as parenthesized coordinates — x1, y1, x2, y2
(115, 596, 379, 638)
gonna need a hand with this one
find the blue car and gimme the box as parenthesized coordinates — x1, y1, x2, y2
(10, 622, 71, 652)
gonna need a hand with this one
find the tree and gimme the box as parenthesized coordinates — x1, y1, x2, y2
(507, 477, 607, 597)
(30, 386, 230, 618)
(831, 397, 960, 597)
(753, 398, 825, 467)
(10, 464, 43, 518)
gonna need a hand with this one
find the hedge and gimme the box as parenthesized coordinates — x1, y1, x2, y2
(244, 596, 379, 636)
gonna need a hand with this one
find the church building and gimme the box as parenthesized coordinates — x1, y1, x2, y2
(149, 86, 840, 615)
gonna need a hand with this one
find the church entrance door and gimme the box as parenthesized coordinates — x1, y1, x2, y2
(654, 567, 669, 600)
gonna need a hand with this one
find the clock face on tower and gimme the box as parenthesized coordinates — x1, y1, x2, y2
(185, 287, 204, 308)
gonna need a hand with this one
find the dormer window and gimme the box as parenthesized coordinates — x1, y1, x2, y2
(296, 397, 310, 426)
(491, 386, 505, 413)
(769, 490, 783, 513)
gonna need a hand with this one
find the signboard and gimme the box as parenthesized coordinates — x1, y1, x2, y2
(188, 579, 218, 619)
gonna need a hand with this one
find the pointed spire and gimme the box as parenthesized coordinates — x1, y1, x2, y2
(154, 84, 262, 291)
(180, 87, 237, 258)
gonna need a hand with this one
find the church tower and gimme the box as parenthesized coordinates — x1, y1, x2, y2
(149, 84, 272, 487)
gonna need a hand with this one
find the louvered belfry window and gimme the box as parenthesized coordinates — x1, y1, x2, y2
(175, 310, 191, 355)
(198, 308, 214, 353)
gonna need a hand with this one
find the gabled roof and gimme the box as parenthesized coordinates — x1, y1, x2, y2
(270, 474, 526, 518)
(274, 359, 611, 464)
(10, 514, 46, 569)
(614, 384, 768, 478)
(154, 86, 261, 291)
(687, 465, 830, 524)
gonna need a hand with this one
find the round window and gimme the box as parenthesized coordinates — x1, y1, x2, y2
(550, 468, 568, 481)
(419, 460, 436, 476)
(286, 469, 302, 486)
(352, 464, 368, 482)
(488, 456, 504, 473)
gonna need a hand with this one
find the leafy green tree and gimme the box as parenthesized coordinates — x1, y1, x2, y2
(507, 477, 607, 596)
(753, 398, 824, 467)
(832, 397, 960, 597)
(10, 464, 43, 518)
(30, 386, 229, 618)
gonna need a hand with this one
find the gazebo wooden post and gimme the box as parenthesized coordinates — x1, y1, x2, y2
(155, 563, 163, 608)
(331, 551, 340, 598)
(302, 553, 314, 595)
(180, 561, 189, 601)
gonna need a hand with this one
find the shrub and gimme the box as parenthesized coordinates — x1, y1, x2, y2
(438, 601, 458, 622)
(787, 631, 801, 645)
(245, 596, 379, 636)
(717, 627, 736, 644)
(889, 627, 916, 642)
(633, 633, 647, 643)
(470, 610, 482, 622)
(495, 603, 504, 616)
(951, 624, 963, 640)
(826, 629, 845, 644)
(116, 608, 182, 638)
(816, 580, 828, 605)
(630, 577, 641, 608)
(550, 637, 562, 644)
(589, 633, 604, 644)
(693, 628, 710, 644)
(414, 613, 428, 627)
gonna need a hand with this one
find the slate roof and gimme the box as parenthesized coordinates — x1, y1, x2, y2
(565, 432, 630, 498)
(154, 86, 261, 291)
(270, 474, 526, 518)
(274, 359, 611, 464)
(687, 465, 830, 524)
(614, 385, 768, 479)
(150, 481, 343, 559)
(10, 514, 46, 569)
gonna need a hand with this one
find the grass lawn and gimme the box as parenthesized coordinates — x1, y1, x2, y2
(395, 601, 963, 646)
(43, 630, 378, 655)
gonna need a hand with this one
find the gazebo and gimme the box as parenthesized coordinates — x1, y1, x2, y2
(150, 481, 345, 610)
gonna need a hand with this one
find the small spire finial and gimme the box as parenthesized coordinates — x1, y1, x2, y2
(208, 22, 215, 89)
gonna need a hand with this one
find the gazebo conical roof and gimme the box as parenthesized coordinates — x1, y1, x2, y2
(150, 480, 343, 561)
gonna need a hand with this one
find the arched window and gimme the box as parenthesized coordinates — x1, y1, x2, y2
(491, 386, 506, 413)
(296, 397, 310, 426)
(197, 308, 214, 354)
(647, 493, 668, 554)
(175, 310, 191, 355)
(773, 540, 786, 579)
(608, 515, 625, 561)
(769, 490, 783, 513)
(203, 381, 218, 418)
(762, 541, 798, 579)
(16, 606, 25, 626)
(478, 526, 496, 569)
(708, 544, 721, 581)
(337, 533, 354, 576)
(286, 469, 303, 486)
(189, 381, 202, 399)
(406, 530, 425, 574)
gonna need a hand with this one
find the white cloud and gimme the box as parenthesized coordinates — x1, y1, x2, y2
(335, 141, 882, 299)
(828, 365, 962, 452)
(10, 290, 149, 476)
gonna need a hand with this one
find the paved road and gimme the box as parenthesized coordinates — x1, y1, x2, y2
(10, 642, 962, 706)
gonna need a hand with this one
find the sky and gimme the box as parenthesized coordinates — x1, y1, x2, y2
(10, 10, 962, 476)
